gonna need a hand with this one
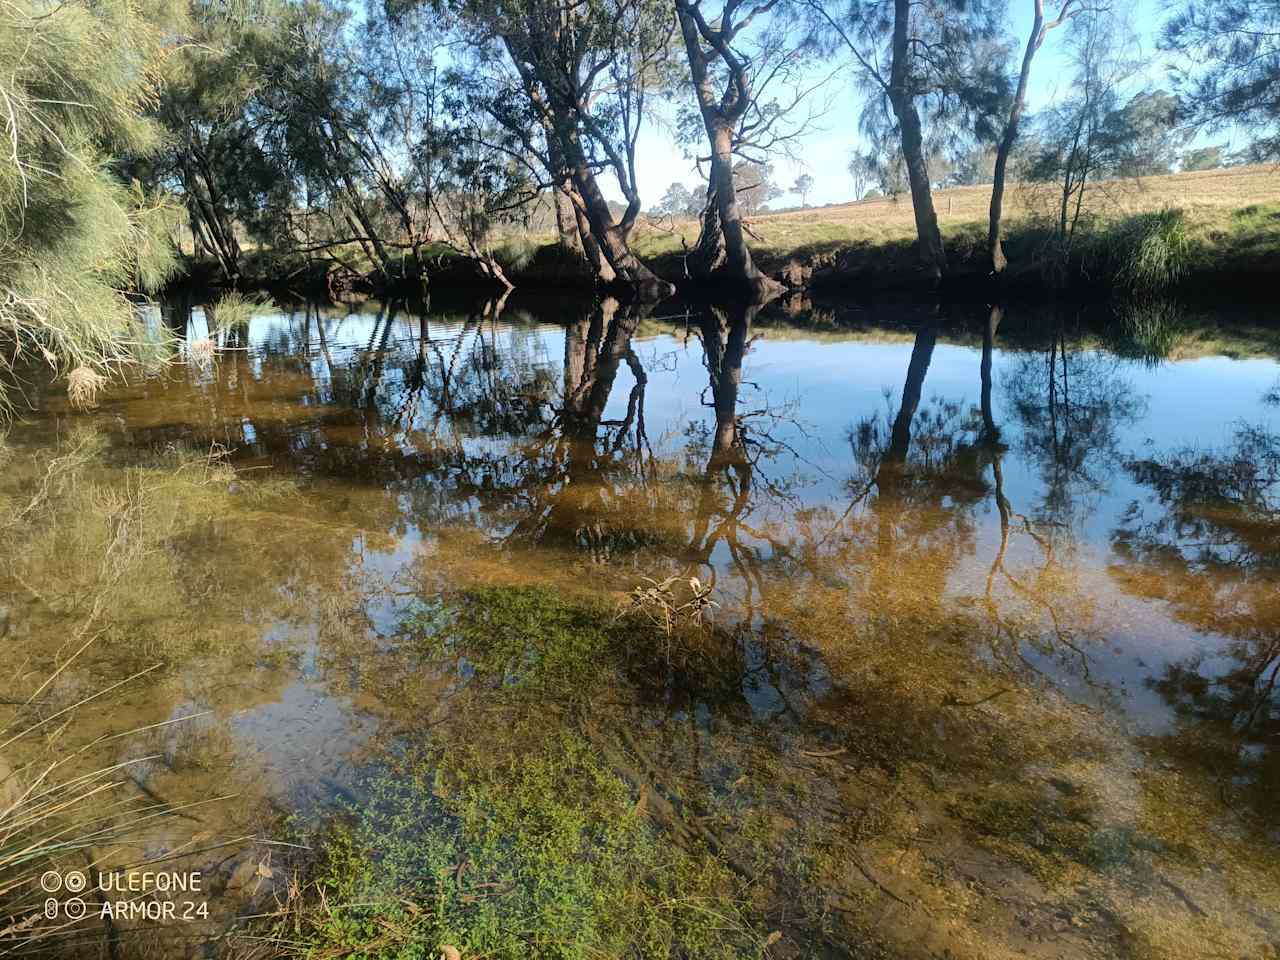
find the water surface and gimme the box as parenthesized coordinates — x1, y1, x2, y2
(5, 293, 1278, 957)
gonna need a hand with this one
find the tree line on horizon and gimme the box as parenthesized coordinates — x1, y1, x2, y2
(2, 0, 1279, 393)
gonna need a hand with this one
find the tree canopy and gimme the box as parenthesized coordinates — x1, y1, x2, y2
(0, 0, 185, 404)
(1163, 2, 1280, 159)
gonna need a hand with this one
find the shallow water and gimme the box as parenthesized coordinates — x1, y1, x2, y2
(4, 292, 1279, 956)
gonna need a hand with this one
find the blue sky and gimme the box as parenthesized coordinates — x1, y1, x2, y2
(619, 0, 1215, 210)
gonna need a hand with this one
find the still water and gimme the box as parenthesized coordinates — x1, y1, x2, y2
(3, 293, 1278, 958)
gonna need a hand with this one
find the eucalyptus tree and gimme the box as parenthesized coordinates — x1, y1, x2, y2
(255, 0, 410, 281)
(988, 1, 1095, 276)
(793, 173, 814, 205)
(451, 0, 679, 296)
(1162, 3, 1280, 160)
(653, 181, 701, 218)
(444, 43, 620, 281)
(803, 0, 1011, 281)
(672, 0, 800, 296)
(1182, 145, 1225, 171)
(135, 0, 302, 282)
(847, 150, 875, 199)
(1023, 10, 1139, 253)
(1, 0, 183, 406)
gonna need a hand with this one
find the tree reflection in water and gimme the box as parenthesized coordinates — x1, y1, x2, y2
(20, 294, 1280, 957)
(1114, 424, 1280, 827)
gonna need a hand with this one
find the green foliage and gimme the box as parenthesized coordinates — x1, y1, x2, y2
(732, 159, 781, 214)
(206, 291, 272, 333)
(1109, 209, 1194, 292)
(0, 0, 183, 405)
(284, 733, 758, 959)
(1162, 3, 1280, 160)
(1108, 90, 1183, 177)
(1026, 78, 1183, 224)
(404, 586, 620, 689)
(791, 173, 814, 205)
(1181, 145, 1224, 172)
(846, 150, 876, 200)
(494, 234, 540, 272)
(652, 181, 701, 219)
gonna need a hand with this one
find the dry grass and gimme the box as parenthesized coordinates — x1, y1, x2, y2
(762, 163, 1280, 230)
(629, 163, 1280, 264)
(65, 366, 108, 410)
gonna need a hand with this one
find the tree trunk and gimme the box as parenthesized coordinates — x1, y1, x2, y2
(182, 157, 240, 281)
(335, 167, 394, 278)
(692, 184, 727, 276)
(479, 254, 514, 291)
(570, 188, 616, 283)
(990, 2, 1047, 276)
(567, 148, 671, 298)
(545, 134, 582, 255)
(705, 126, 780, 299)
(188, 140, 243, 280)
(700, 306, 751, 466)
(889, 0, 947, 282)
(553, 182, 580, 251)
(887, 312, 940, 466)
(506, 36, 667, 297)
(675, 3, 780, 300)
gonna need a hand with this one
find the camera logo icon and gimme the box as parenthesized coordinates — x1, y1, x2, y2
(39, 869, 87, 894)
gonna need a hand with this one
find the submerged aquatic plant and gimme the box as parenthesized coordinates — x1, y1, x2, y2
(267, 732, 762, 960)
(406, 585, 619, 689)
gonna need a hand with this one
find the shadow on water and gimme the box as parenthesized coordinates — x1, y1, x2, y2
(3, 291, 1279, 957)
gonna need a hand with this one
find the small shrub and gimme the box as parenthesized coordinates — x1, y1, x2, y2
(494, 234, 539, 272)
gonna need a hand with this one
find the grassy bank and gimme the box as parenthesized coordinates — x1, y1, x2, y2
(631, 165, 1280, 296)
(171, 165, 1280, 301)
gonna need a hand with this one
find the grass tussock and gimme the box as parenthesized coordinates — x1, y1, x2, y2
(1096, 210, 1194, 293)
(206, 292, 273, 334)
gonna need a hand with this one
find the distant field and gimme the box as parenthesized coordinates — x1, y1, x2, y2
(631, 163, 1280, 264)
(763, 163, 1280, 226)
